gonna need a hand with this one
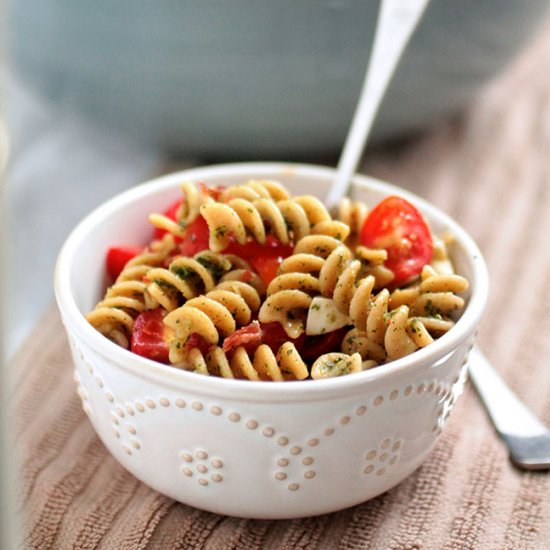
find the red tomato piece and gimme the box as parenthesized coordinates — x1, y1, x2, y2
(258, 322, 306, 355)
(222, 320, 263, 354)
(220, 238, 252, 259)
(300, 327, 349, 362)
(178, 215, 211, 257)
(131, 308, 171, 363)
(106, 245, 143, 280)
(360, 195, 433, 285)
(153, 198, 184, 240)
(187, 333, 211, 355)
(252, 255, 285, 286)
(222, 236, 293, 285)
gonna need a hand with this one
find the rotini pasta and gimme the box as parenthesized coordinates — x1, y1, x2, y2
(164, 278, 262, 364)
(277, 235, 376, 330)
(180, 342, 308, 381)
(200, 196, 349, 252)
(86, 245, 174, 348)
(149, 181, 213, 239)
(336, 197, 368, 240)
(178, 340, 373, 382)
(257, 289, 313, 338)
(220, 268, 266, 296)
(355, 246, 395, 288)
(87, 178, 471, 381)
(274, 232, 468, 364)
(310, 352, 375, 379)
(144, 251, 237, 312)
(218, 179, 290, 203)
(342, 266, 469, 362)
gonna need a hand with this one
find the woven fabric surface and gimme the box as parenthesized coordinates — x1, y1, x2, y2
(11, 20, 550, 550)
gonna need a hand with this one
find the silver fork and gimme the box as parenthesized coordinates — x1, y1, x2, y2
(321, 0, 550, 472)
(468, 346, 550, 470)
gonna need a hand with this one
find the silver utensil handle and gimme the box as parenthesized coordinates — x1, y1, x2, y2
(326, 0, 430, 209)
(468, 346, 547, 438)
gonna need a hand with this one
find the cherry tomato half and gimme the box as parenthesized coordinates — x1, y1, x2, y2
(106, 245, 143, 280)
(131, 308, 172, 363)
(178, 215, 210, 257)
(360, 195, 433, 285)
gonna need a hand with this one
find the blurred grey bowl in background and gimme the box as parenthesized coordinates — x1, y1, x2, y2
(7, 0, 550, 159)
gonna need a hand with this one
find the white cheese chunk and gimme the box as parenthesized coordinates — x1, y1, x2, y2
(305, 297, 351, 336)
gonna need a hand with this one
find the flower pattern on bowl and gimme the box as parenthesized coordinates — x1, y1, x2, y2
(180, 449, 225, 486)
(363, 437, 403, 477)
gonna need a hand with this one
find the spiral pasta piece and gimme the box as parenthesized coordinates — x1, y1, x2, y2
(145, 251, 236, 312)
(220, 269, 266, 296)
(340, 289, 390, 363)
(279, 236, 376, 331)
(266, 272, 320, 296)
(180, 341, 372, 381)
(341, 328, 387, 364)
(336, 197, 368, 239)
(219, 179, 291, 202)
(148, 181, 214, 238)
(258, 290, 313, 338)
(384, 305, 419, 359)
(343, 265, 469, 362)
(85, 308, 135, 349)
(164, 279, 262, 363)
(311, 352, 373, 379)
(115, 250, 169, 283)
(86, 247, 172, 348)
(389, 265, 468, 320)
(293, 234, 343, 257)
(430, 232, 457, 275)
(354, 246, 395, 288)
(179, 342, 308, 381)
(200, 196, 348, 252)
(344, 303, 418, 361)
(289, 235, 393, 291)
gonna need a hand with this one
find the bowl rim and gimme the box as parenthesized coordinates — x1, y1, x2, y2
(54, 162, 489, 402)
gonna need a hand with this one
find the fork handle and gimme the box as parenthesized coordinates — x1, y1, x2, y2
(468, 346, 547, 438)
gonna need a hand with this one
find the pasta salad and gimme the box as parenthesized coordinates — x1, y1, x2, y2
(87, 180, 469, 380)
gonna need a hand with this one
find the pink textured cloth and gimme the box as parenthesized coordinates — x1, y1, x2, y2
(12, 20, 550, 550)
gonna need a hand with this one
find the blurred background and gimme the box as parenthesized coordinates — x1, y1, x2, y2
(2, 0, 550, 357)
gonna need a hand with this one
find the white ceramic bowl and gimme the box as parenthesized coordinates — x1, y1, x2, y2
(54, 163, 488, 519)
